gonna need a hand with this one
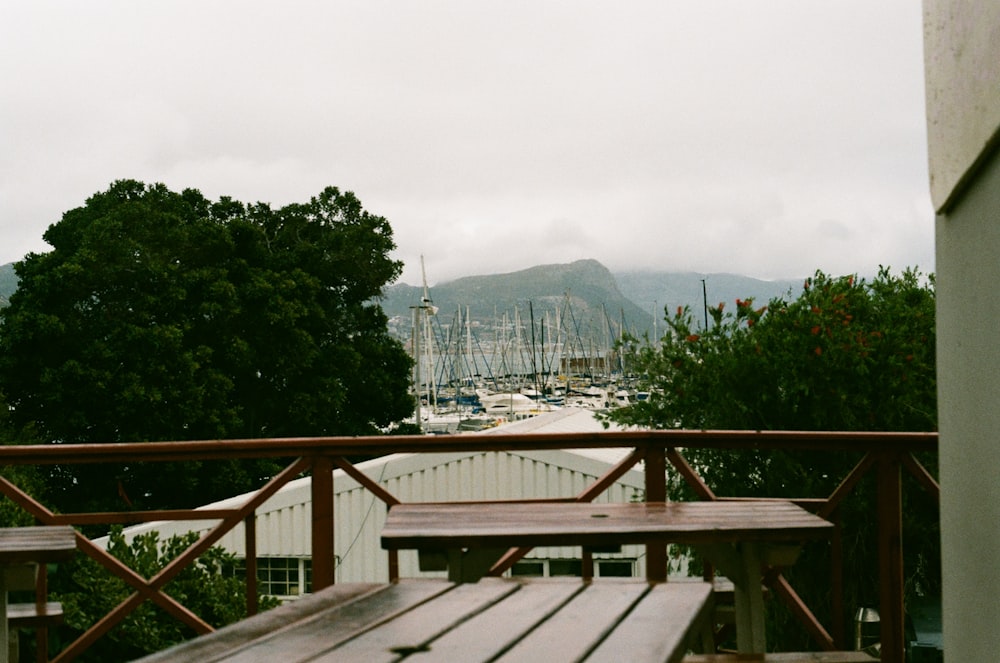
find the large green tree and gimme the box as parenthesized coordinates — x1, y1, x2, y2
(0, 180, 413, 511)
(610, 268, 938, 649)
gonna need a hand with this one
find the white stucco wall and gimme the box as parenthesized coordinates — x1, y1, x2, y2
(924, 1, 1000, 660)
(923, 0, 1000, 211)
(935, 150, 1000, 662)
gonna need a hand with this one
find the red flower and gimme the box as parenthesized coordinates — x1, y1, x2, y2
(811, 325, 821, 335)
(814, 347, 823, 356)
(686, 334, 700, 342)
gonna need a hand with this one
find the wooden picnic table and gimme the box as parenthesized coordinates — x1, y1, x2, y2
(0, 526, 77, 663)
(381, 500, 833, 653)
(138, 577, 715, 663)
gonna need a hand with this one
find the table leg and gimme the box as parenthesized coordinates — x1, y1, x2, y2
(733, 543, 766, 653)
(447, 548, 508, 583)
(0, 567, 8, 663)
(697, 543, 767, 654)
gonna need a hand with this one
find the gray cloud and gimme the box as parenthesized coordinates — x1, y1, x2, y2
(1, 1, 933, 286)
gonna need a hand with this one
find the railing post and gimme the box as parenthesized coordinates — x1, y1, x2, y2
(644, 444, 667, 582)
(311, 455, 335, 591)
(244, 515, 258, 616)
(36, 562, 49, 663)
(877, 452, 905, 663)
(829, 508, 845, 648)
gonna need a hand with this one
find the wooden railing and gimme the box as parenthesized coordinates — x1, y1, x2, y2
(0, 430, 938, 663)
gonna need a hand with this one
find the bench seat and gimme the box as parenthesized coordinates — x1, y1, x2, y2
(683, 652, 877, 662)
(7, 602, 63, 628)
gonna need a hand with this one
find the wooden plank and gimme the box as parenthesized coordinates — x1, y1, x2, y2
(214, 580, 459, 663)
(492, 579, 651, 662)
(311, 455, 335, 591)
(646, 445, 668, 581)
(877, 454, 905, 663)
(403, 579, 583, 661)
(683, 653, 877, 662)
(135, 582, 385, 662)
(310, 579, 519, 662)
(6, 602, 63, 627)
(382, 501, 833, 552)
(586, 581, 714, 663)
(0, 527, 76, 564)
(0, 429, 938, 466)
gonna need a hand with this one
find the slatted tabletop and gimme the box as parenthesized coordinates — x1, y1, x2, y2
(0, 526, 77, 564)
(137, 578, 714, 663)
(381, 500, 834, 550)
(381, 500, 833, 654)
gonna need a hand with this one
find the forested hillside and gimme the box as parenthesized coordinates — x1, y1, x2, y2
(0, 263, 16, 307)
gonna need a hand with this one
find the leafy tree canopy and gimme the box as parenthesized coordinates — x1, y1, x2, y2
(0, 180, 413, 510)
(48, 528, 278, 662)
(613, 268, 935, 437)
(609, 268, 937, 648)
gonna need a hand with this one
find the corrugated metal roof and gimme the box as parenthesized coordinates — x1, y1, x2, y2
(475, 407, 621, 435)
(477, 408, 640, 468)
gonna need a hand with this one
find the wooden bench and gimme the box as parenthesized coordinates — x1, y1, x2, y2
(7, 602, 63, 629)
(138, 578, 715, 663)
(0, 527, 76, 663)
(683, 653, 877, 662)
(382, 500, 833, 654)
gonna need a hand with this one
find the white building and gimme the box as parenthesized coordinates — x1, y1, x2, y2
(101, 409, 655, 599)
(923, 1, 1000, 659)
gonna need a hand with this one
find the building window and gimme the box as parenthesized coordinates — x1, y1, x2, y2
(510, 558, 635, 578)
(597, 560, 633, 577)
(236, 557, 313, 598)
(549, 559, 583, 577)
(510, 561, 545, 577)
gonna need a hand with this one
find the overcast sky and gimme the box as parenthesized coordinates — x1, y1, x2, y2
(2, 1, 932, 286)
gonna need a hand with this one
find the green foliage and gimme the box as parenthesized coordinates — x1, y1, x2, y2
(615, 268, 935, 434)
(48, 528, 277, 662)
(610, 268, 938, 649)
(0, 180, 413, 511)
(0, 262, 16, 308)
(0, 390, 48, 527)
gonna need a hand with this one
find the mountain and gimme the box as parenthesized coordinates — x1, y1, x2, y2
(381, 259, 654, 339)
(0, 263, 17, 308)
(381, 260, 804, 340)
(614, 271, 802, 323)
(2, 257, 803, 337)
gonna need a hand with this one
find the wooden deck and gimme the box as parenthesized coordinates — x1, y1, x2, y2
(137, 578, 714, 663)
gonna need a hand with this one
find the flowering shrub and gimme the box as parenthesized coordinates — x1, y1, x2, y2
(610, 267, 937, 649)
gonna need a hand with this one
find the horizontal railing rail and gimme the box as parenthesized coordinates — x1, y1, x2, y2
(0, 430, 938, 663)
